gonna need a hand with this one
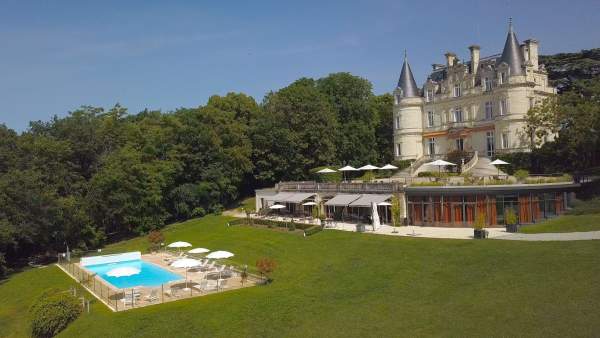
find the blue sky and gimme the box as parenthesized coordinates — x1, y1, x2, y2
(1, 0, 599, 131)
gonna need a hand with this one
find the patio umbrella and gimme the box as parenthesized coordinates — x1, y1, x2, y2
(425, 159, 456, 176)
(338, 165, 359, 182)
(269, 204, 286, 209)
(378, 201, 392, 206)
(371, 201, 380, 231)
(358, 164, 380, 182)
(358, 164, 380, 170)
(490, 159, 509, 176)
(167, 241, 192, 253)
(188, 248, 210, 254)
(171, 258, 202, 290)
(380, 164, 399, 170)
(317, 168, 336, 174)
(206, 251, 234, 259)
(107, 267, 141, 278)
(302, 201, 317, 206)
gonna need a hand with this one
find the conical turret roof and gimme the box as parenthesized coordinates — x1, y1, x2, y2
(498, 20, 524, 76)
(397, 53, 419, 97)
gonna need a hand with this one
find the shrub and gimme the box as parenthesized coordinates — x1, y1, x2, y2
(418, 171, 434, 177)
(505, 209, 518, 225)
(29, 289, 82, 338)
(392, 159, 412, 171)
(147, 230, 165, 251)
(304, 225, 323, 236)
(0, 253, 7, 277)
(191, 207, 206, 218)
(256, 257, 277, 283)
(473, 213, 486, 230)
(228, 219, 246, 226)
(410, 182, 444, 187)
(514, 169, 529, 182)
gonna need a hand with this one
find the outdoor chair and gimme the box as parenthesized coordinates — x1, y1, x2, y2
(217, 279, 228, 290)
(192, 280, 208, 293)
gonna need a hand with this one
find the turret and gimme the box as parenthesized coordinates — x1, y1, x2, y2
(497, 19, 525, 76)
(393, 53, 424, 160)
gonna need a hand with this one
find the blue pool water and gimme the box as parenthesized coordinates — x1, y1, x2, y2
(85, 260, 183, 289)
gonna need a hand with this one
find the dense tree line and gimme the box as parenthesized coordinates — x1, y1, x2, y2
(0, 73, 393, 272)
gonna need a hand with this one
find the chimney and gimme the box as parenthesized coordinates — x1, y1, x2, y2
(524, 39, 539, 70)
(445, 52, 456, 67)
(468, 45, 480, 75)
(520, 44, 529, 63)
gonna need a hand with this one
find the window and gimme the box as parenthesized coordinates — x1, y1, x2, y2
(427, 111, 434, 127)
(484, 77, 492, 91)
(486, 131, 495, 157)
(501, 132, 509, 149)
(453, 83, 461, 97)
(456, 138, 464, 151)
(529, 97, 535, 109)
(499, 72, 507, 84)
(427, 138, 436, 155)
(395, 143, 402, 157)
(499, 99, 508, 115)
(395, 116, 400, 129)
(426, 89, 434, 103)
(453, 107, 463, 123)
(485, 101, 493, 120)
(395, 94, 401, 105)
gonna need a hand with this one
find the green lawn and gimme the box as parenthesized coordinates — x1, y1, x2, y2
(234, 196, 255, 213)
(520, 214, 600, 233)
(1, 215, 600, 337)
(521, 198, 600, 233)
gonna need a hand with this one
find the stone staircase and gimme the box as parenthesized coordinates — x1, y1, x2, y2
(463, 156, 507, 177)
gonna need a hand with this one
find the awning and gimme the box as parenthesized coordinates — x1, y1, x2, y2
(264, 192, 297, 202)
(349, 194, 392, 207)
(264, 192, 315, 203)
(286, 193, 316, 203)
(324, 194, 361, 206)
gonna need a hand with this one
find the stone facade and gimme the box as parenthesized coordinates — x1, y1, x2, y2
(393, 23, 556, 161)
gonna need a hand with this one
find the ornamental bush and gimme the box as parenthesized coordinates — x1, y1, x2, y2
(29, 289, 82, 338)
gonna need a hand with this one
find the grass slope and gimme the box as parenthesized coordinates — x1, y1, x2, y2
(521, 198, 600, 233)
(1, 215, 600, 337)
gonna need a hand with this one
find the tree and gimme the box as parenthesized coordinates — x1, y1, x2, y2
(390, 195, 404, 233)
(147, 230, 165, 252)
(256, 257, 277, 283)
(524, 96, 560, 149)
(317, 73, 377, 165)
(369, 93, 395, 164)
(252, 79, 338, 185)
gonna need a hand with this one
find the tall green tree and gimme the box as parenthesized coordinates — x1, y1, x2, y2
(316, 73, 377, 165)
(252, 78, 338, 185)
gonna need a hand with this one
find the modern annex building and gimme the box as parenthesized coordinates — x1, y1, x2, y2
(393, 22, 556, 161)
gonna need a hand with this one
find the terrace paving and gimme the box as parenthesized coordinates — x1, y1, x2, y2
(329, 222, 600, 241)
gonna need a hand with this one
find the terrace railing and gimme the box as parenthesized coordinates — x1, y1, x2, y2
(277, 181, 405, 194)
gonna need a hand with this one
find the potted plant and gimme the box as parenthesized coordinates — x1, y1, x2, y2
(473, 213, 487, 239)
(505, 209, 519, 233)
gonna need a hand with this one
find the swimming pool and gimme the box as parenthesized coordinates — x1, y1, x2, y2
(85, 259, 183, 289)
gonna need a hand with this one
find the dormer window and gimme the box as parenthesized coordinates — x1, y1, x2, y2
(426, 89, 434, 103)
(394, 94, 401, 105)
(453, 83, 461, 97)
(484, 77, 492, 91)
(499, 72, 507, 84)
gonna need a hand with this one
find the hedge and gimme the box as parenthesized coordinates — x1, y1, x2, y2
(304, 225, 323, 236)
(229, 218, 314, 230)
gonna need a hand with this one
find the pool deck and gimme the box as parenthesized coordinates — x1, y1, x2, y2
(65, 252, 261, 311)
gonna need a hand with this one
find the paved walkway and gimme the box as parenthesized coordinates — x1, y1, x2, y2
(329, 223, 600, 241)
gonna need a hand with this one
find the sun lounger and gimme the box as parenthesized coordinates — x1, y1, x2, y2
(144, 289, 159, 302)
